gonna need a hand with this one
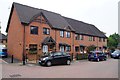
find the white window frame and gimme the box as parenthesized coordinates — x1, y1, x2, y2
(66, 32, 70, 38)
(60, 30, 64, 37)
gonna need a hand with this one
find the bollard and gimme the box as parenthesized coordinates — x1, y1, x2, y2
(25, 54, 27, 62)
(11, 55, 13, 63)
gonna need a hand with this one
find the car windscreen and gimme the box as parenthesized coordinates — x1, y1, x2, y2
(94, 52, 103, 56)
(2, 49, 7, 52)
(113, 50, 120, 54)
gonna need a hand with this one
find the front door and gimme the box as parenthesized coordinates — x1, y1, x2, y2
(60, 46, 64, 52)
(42, 45, 48, 53)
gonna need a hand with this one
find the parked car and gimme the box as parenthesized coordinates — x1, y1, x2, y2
(39, 52, 71, 67)
(0, 44, 8, 58)
(88, 51, 107, 62)
(0, 48, 8, 58)
(110, 50, 120, 59)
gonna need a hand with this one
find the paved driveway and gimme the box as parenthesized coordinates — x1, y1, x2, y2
(1, 58, 119, 78)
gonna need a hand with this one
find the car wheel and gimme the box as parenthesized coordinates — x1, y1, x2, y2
(88, 59, 91, 61)
(104, 58, 107, 61)
(66, 60, 71, 65)
(46, 61, 52, 67)
(119, 56, 120, 59)
(97, 58, 100, 62)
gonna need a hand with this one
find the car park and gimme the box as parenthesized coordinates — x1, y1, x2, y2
(39, 52, 71, 67)
(88, 51, 107, 62)
(110, 50, 120, 59)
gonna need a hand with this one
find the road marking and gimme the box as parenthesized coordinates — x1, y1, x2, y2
(0, 59, 8, 64)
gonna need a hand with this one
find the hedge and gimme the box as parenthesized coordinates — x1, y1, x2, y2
(76, 53, 88, 60)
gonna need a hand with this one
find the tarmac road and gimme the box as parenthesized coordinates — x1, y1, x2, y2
(1, 58, 119, 78)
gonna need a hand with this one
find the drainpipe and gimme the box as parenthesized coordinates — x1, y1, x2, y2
(22, 25, 26, 65)
(97, 37, 98, 50)
(55, 29, 56, 52)
(72, 32, 74, 57)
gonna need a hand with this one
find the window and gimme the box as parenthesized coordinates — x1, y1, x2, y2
(93, 37, 95, 41)
(89, 36, 92, 41)
(60, 30, 64, 37)
(89, 36, 95, 41)
(80, 35, 84, 40)
(43, 28, 50, 35)
(99, 38, 102, 42)
(66, 46, 71, 52)
(29, 44, 37, 54)
(75, 34, 79, 40)
(103, 38, 105, 42)
(66, 32, 71, 38)
(75, 46, 79, 52)
(30, 26, 38, 35)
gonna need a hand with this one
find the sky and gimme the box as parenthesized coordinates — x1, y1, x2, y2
(0, 0, 119, 37)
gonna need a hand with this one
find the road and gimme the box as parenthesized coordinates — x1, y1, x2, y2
(1, 58, 119, 78)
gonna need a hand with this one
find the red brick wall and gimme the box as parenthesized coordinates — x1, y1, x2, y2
(7, 7, 24, 60)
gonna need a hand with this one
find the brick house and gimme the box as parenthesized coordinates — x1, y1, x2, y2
(6, 2, 107, 60)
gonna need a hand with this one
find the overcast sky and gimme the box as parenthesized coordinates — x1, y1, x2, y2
(0, 0, 119, 37)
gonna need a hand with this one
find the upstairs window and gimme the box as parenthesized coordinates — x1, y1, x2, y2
(89, 36, 92, 41)
(30, 26, 38, 35)
(89, 36, 95, 41)
(80, 35, 84, 40)
(66, 32, 71, 38)
(99, 38, 102, 42)
(60, 30, 64, 37)
(43, 28, 50, 35)
(93, 37, 95, 41)
(103, 38, 106, 42)
(75, 34, 79, 40)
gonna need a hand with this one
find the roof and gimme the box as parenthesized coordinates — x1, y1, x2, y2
(64, 17, 107, 37)
(6, 2, 107, 38)
(6, 2, 75, 32)
(0, 33, 7, 40)
(42, 36, 56, 45)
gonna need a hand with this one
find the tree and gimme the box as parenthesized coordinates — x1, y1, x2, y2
(86, 45, 96, 53)
(107, 33, 120, 49)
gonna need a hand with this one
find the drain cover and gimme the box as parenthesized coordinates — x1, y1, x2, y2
(9, 74, 21, 77)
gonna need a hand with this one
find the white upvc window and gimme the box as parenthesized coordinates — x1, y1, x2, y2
(60, 30, 64, 37)
(66, 31, 71, 38)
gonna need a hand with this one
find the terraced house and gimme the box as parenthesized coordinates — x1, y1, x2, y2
(6, 2, 107, 60)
